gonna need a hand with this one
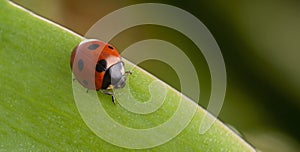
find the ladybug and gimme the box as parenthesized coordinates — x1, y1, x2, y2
(70, 39, 130, 103)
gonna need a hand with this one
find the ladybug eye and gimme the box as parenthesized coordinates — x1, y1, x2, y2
(96, 59, 107, 72)
(108, 45, 114, 50)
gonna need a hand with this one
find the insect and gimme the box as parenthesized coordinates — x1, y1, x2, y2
(70, 39, 130, 103)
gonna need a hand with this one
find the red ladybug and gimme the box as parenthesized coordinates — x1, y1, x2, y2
(70, 39, 129, 103)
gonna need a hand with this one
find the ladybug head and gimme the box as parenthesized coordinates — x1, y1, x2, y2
(102, 61, 126, 89)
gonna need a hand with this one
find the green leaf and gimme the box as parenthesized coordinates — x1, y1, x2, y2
(0, 0, 255, 151)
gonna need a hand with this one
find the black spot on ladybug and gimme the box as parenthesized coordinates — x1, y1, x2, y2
(78, 59, 84, 71)
(108, 45, 114, 50)
(96, 59, 107, 72)
(82, 80, 88, 86)
(88, 44, 100, 50)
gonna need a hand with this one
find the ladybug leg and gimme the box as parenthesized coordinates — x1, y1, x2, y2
(101, 90, 116, 104)
(125, 71, 132, 75)
(111, 95, 116, 104)
(102, 90, 113, 95)
(72, 75, 76, 81)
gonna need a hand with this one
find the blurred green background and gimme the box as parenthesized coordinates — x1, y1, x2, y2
(12, 0, 300, 151)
